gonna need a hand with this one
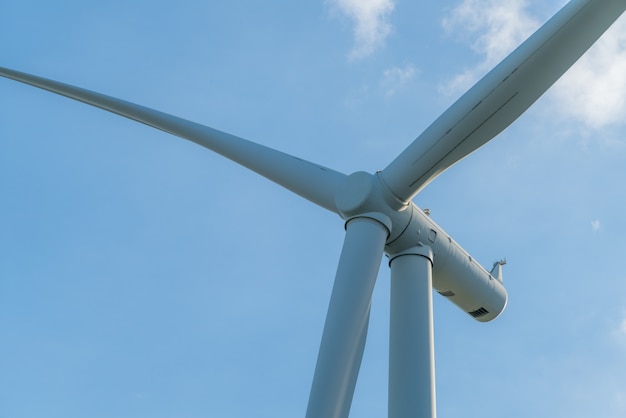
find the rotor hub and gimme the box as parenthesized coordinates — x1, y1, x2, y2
(334, 171, 412, 244)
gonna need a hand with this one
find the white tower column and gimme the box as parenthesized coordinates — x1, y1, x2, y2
(388, 246, 436, 418)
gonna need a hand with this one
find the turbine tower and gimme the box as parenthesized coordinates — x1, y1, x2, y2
(2, 1, 625, 417)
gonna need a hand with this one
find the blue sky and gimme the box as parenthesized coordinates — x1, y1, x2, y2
(2, 0, 626, 417)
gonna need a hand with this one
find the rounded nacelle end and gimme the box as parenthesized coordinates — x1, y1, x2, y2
(432, 238, 508, 322)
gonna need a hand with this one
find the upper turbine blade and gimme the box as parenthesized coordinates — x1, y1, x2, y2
(0, 67, 346, 213)
(381, 0, 626, 204)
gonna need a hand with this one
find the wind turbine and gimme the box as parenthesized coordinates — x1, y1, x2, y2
(2, 0, 625, 417)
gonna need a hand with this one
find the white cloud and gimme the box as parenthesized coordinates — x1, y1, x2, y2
(552, 17, 626, 129)
(329, 0, 395, 60)
(615, 389, 626, 413)
(591, 219, 601, 232)
(611, 314, 626, 346)
(441, 0, 626, 129)
(381, 64, 416, 97)
(441, 0, 539, 94)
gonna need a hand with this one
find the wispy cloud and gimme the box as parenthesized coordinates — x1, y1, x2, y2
(441, 0, 626, 129)
(440, 0, 539, 94)
(610, 312, 626, 345)
(615, 388, 626, 413)
(591, 219, 601, 232)
(551, 17, 626, 128)
(610, 314, 626, 365)
(329, 0, 395, 60)
(381, 64, 417, 97)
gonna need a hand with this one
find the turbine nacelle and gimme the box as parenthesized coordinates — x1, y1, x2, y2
(388, 204, 508, 322)
(335, 171, 507, 322)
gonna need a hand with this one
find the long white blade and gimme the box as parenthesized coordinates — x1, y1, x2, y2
(381, 0, 626, 204)
(306, 217, 388, 418)
(0, 67, 346, 213)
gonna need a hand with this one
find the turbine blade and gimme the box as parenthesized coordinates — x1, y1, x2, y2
(381, 0, 626, 204)
(0, 67, 346, 213)
(306, 217, 388, 418)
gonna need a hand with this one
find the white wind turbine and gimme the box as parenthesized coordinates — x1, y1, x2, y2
(2, 1, 625, 417)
